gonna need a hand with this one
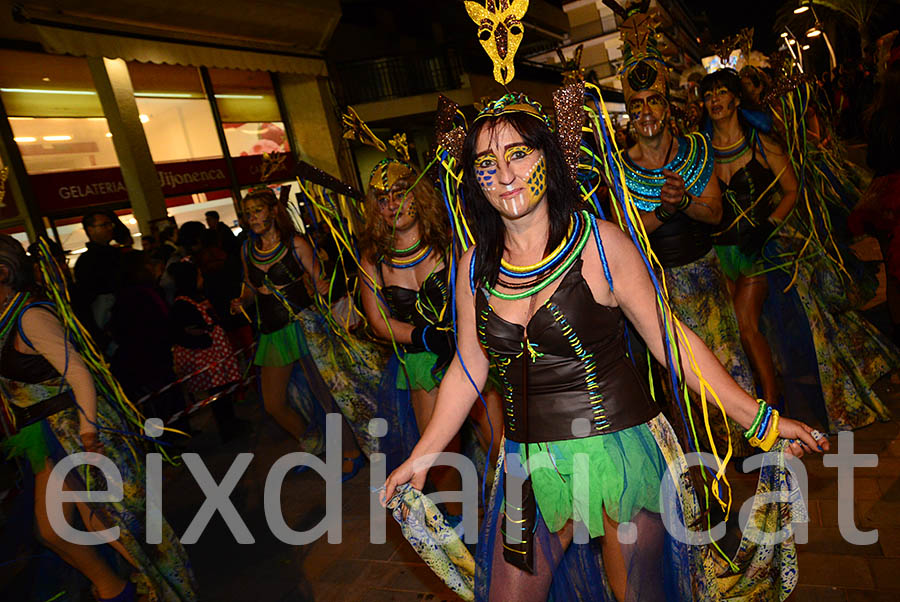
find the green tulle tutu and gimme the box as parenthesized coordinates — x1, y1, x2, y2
(1, 421, 51, 472)
(396, 350, 441, 391)
(519, 422, 666, 538)
(254, 321, 310, 367)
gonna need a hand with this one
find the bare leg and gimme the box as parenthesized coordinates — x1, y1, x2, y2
(34, 460, 128, 599)
(260, 363, 307, 442)
(601, 512, 627, 602)
(488, 518, 573, 601)
(733, 275, 779, 403)
(467, 387, 503, 468)
(412, 387, 463, 515)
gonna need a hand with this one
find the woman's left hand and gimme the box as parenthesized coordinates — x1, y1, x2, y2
(779, 418, 830, 458)
(80, 430, 103, 454)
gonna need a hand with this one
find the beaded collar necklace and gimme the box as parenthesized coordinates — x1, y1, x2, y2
(487, 211, 589, 301)
(250, 239, 287, 265)
(621, 133, 714, 212)
(712, 135, 750, 164)
(385, 239, 432, 269)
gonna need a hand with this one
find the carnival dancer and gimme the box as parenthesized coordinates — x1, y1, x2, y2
(616, 19, 756, 457)
(0, 235, 197, 601)
(702, 68, 897, 432)
(382, 93, 827, 601)
(703, 68, 796, 407)
(231, 187, 382, 480)
(358, 156, 503, 518)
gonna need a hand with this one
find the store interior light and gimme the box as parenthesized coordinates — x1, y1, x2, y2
(8, 117, 34, 120)
(807, 25, 822, 38)
(802, 44, 811, 50)
(781, 32, 789, 38)
(133, 92, 196, 98)
(787, 38, 797, 45)
(139, 114, 150, 123)
(105, 132, 112, 137)
(14, 136, 36, 142)
(43, 135, 72, 141)
(214, 94, 265, 100)
(0, 88, 96, 95)
(794, 0, 810, 13)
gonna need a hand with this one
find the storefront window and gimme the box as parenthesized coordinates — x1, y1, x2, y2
(208, 68, 288, 157)
(0, 50, 104, 118)
(223, 121, 289, 156)
(10, 117, 119, 174)
(128, 62, 224, 163)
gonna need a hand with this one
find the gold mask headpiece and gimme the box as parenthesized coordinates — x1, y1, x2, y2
(607, 1, 668, 103)
(341, 106, 415, 193)
(465, 0, 529, 85)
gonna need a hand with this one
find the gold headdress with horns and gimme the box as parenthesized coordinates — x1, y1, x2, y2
(341, 106, 415, 193)
(607, 1, 668, 103)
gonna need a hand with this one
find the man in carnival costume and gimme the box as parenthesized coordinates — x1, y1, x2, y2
(615, 2, 758, 458)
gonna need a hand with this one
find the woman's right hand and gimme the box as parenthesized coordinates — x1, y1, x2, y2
(230, 297, 244, 315)
(381, 457, 429, 507)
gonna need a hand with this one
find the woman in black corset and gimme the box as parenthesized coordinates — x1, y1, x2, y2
(231, 188, 370, 478)
(703, 68, 798, 407)
(382, 95, 826, 601)
(360, 159, 502, 518)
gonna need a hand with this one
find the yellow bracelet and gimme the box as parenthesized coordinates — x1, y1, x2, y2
(758, 411, 781, 452)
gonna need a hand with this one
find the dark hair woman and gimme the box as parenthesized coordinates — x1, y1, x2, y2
(0, 235, 196, 601)
(703, 68, 897, 434)
(382, 94, 826, 601)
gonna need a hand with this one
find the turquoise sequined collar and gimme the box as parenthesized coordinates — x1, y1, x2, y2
(620, 133, 714, 212)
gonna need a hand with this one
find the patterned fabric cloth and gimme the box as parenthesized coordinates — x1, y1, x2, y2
(386, 484, 475, 601)
(171, 296, 240, 392)
(662, 249, 757, 457)
(764, 235, 896, 431)
(0, 306, 197, 601)
(287, 307, 387, 457)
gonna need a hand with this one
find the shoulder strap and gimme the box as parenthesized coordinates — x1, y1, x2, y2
(16, 301, 57, 350)
(587, 213, 614, 293)
(468, 248, 477, 296)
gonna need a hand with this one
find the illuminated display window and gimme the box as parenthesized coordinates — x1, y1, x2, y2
(9, 117, 119, 174)
(128, 62, 224, 163)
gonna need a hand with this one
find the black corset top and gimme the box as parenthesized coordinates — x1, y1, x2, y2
(476, 257, 658, 443)
(381, 265, 450, 330)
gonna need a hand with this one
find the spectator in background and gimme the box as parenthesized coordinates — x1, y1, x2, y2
(168, 261, 246, 442)
(73, 210, 121, 351)
(205, 210, 237, 253)
(109, 250, 188, 429)
(157, 223, 180, 263)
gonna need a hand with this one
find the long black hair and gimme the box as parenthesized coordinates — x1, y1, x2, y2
(699, 68, 774, 140)
(461, 112, 580, 288)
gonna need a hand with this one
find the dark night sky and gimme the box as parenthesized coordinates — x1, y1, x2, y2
(683, 0, 792, 53)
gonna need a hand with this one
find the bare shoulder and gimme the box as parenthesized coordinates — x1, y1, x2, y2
(757, 132, 787, 156)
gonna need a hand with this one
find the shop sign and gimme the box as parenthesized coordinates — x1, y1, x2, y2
(29, 153, 295, 213)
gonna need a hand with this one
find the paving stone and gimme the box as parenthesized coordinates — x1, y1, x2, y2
(797, 553, 874, 588)
(801, 526, 884, 556)
(788, 585, 847, 601)
(877, 528, 900, 557)
(868, 557, 900, 591)
(844, 589, 900, 601)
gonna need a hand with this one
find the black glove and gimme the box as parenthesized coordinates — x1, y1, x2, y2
(739, 220, 776, 259)
(411, 325, 455, 374)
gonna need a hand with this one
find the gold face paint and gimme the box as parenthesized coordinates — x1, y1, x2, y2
(464, 0, 530, 85)
(628, 93, 667, 120)
(503, 144, 534, 164)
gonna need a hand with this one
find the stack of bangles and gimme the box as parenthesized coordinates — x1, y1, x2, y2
(653, 193, 692, 222)
(745, 399, 780, 451)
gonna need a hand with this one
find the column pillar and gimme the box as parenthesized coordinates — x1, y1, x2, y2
(0, 94, 44, 241)
(277, 74, 356, 187)
(88, 57, 167, 236)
